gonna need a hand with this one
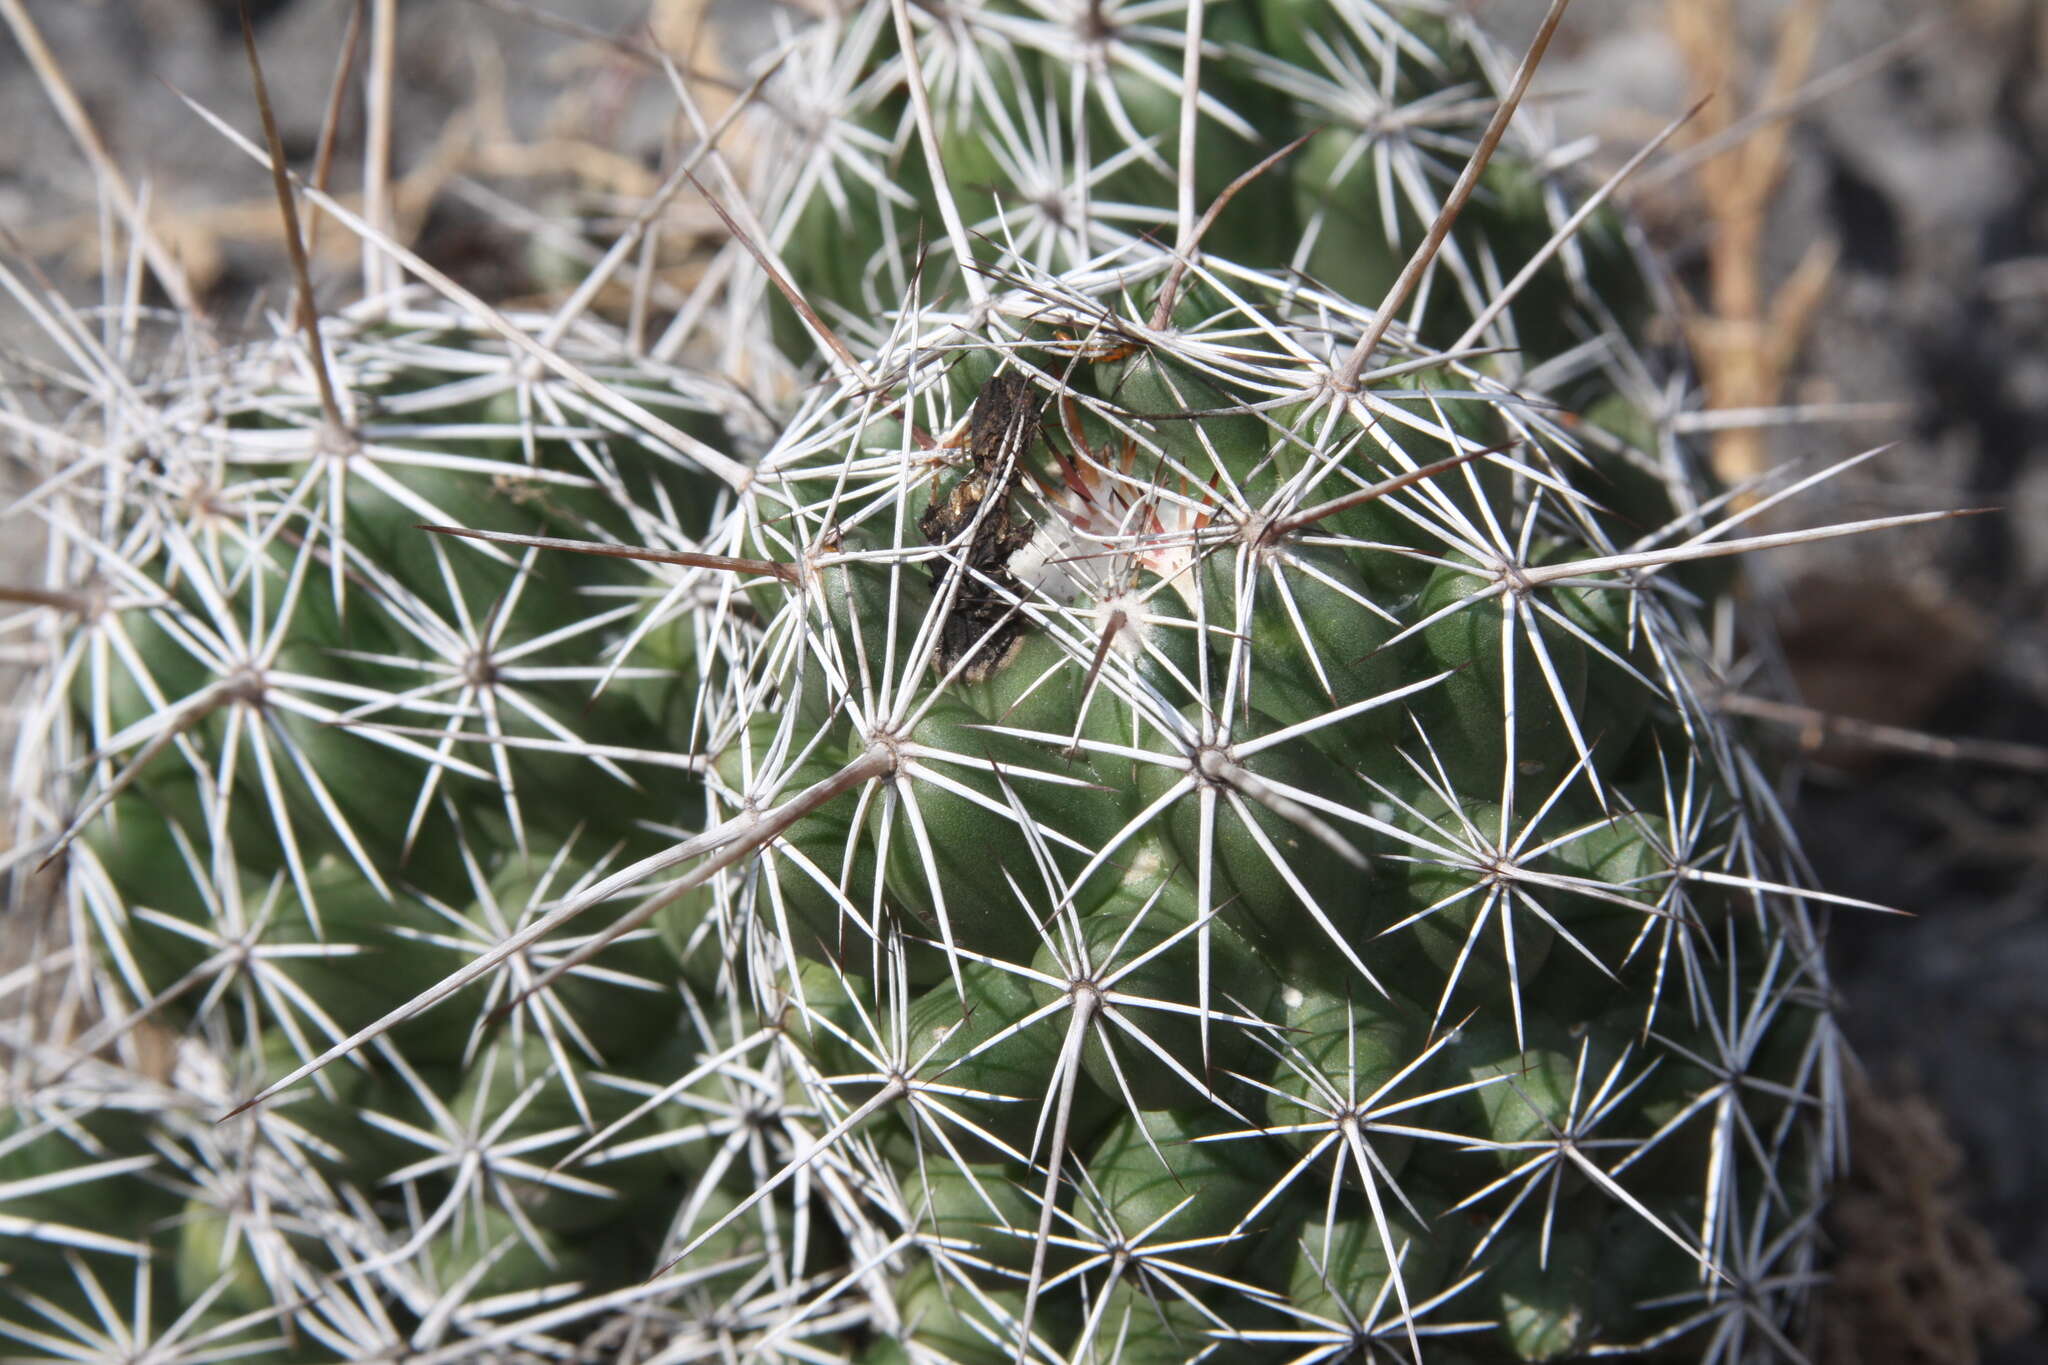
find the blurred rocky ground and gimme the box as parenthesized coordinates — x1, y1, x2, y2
(1503, 5, 2048, 1360)
(4, 2, 2046, 1359)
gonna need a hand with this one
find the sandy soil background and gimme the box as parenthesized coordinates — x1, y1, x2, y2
(3, 2, 2044, 1360)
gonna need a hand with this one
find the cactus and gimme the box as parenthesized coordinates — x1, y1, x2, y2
(1, 3, 1942, 1362)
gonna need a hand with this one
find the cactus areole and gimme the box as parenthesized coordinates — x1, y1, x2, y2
(3, 3, 1920, 1363)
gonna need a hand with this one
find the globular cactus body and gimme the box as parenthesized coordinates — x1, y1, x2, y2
(2, 3, 1896, 1363)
